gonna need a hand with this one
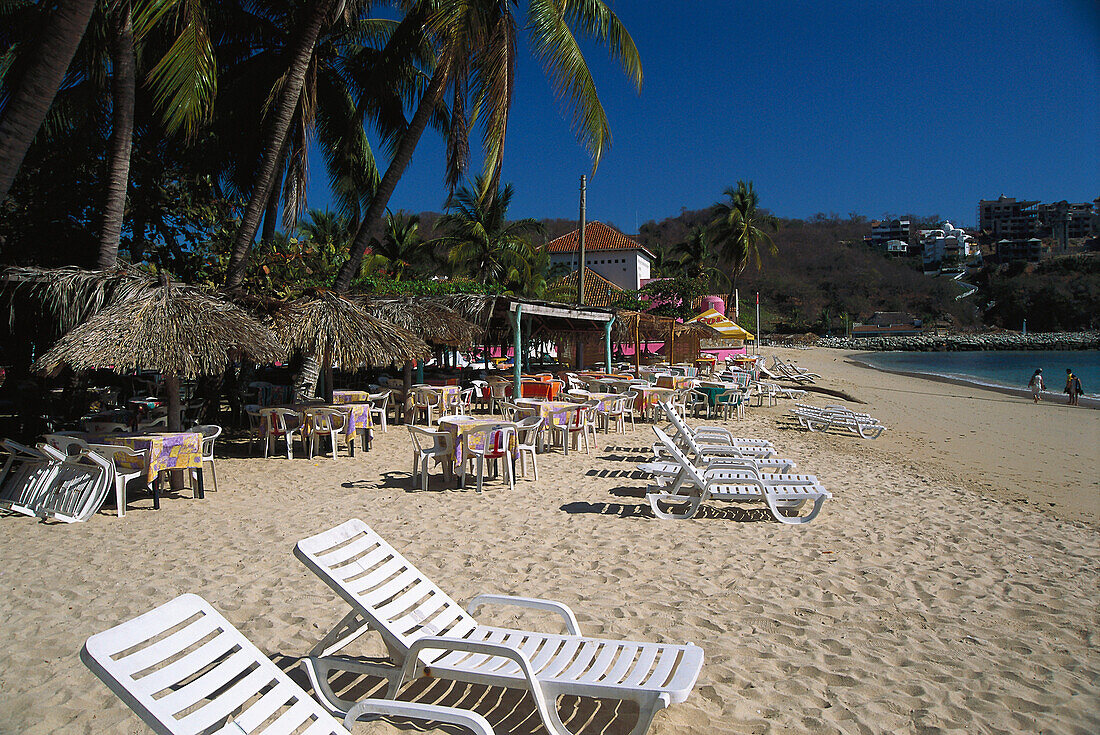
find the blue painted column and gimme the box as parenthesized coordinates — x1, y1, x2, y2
(511, 304, 523, 396)
(415, 359, 424, 384)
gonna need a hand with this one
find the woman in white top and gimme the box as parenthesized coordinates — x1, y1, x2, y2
(1028, 368, 1044, 403)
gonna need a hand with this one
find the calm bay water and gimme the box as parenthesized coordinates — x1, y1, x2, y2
(857, 350, 1100, 398)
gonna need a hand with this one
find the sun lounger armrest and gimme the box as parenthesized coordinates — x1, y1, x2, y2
(345, 698, 495, 735)
(694, 426, 733, 439)
(467, 594, 581, 635)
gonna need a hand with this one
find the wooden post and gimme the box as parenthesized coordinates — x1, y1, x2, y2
(165, 373, 182, 433)
(323, 342, 334, 404)
(669, 322, 675, 365)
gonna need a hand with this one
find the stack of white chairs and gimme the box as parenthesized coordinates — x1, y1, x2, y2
(790, 403, 886, 439)
(0, 438, 113, 522)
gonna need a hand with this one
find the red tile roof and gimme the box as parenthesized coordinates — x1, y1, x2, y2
(552, 267, 624, 307)
(546, 221, 654, 259)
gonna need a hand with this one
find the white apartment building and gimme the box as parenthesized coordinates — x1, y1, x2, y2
(546, 221, 654, 291)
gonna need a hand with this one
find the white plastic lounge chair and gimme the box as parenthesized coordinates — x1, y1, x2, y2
(657, 402, 776, 459)
(0, 439, 60, 517)
(295, 519, 704, 735)
(82, 593, 495, 735)
(646, 427, 831, 523)
(789, 405, 886, 439)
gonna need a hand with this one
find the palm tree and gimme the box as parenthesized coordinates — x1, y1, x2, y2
(432, 177, 543, 287)
(1, 0, 220, 267)
(365, 211, 429, 281)
(332, 0, 642, 293)
(97, 2, 137, 268)
(674, 226, 729, 294)
(223, 1, 436, 288)
(710, 180, 779, 316)
(0, 0, 97, 203)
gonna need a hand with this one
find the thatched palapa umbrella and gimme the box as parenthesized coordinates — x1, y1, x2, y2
(34, 274, 285, 432)
(359, 297, 481, 347)
(271, 292, 430, 403)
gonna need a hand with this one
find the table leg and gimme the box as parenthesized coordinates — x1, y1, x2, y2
(152, 476, 160, 510)
(194, 467, 205, 499)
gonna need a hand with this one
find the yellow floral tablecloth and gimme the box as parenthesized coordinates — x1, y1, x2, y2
(332, 390, 372, 404)
(97, 432, 203, 483)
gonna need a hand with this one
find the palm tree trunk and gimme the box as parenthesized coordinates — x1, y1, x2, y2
(296, 353, 322, 402)
(225, 0, 333, 289)
(97, 3, 136, 268)
(0, 0, 97, 203)
(333, 61, 450, 293)
(259, 171, 282, 248)
(260, 138, 289, 248)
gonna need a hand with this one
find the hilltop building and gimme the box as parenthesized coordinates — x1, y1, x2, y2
(994, 238, 1043, 263)
(546, 222, 654, 291)
(869, 218, 911, 250)
(978, 195, 1039, 239)
(919, 221, 974, 270)
(1037, 200, 1096, 252)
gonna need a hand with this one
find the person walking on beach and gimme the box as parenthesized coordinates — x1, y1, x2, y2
(1064, 369, 1084, 406)
(1028, 368, 1045, 403)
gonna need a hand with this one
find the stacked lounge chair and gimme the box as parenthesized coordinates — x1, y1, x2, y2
(644, 426, 831, 523)
(789, 403, 887, 439)
(771, 357, 820, 384)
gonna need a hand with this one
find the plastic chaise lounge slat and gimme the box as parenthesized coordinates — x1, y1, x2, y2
(82, 593, 499, 735)
(295, 519, 704, 735)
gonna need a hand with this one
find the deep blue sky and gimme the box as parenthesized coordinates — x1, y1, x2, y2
(306, 0, 1100, 230)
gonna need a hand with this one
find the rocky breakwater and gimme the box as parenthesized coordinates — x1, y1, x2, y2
(817, 331, 1100, 351)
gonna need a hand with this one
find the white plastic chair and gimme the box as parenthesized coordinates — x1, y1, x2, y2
(487, 380, 511, 415)
(514, 416, 543, 480)
(306, 408, 348, 459)
(0, 439, 61, 517)
(411, 387, 442, 425)
(35, 443, 113, 523)
(368, 390, 391, 432)
(460, 424, 515, 493)
(82, 593, 495, 735)
(87, 442, 149, 517)
(191, 424, 222, 491)
(407, 425, 454, 490)
(645, 427, 831, 523)
(244, 403, 265, 454)
(263, 407, 302, 459)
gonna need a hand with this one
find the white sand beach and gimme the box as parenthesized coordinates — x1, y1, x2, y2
(1, 347, 1098, 734)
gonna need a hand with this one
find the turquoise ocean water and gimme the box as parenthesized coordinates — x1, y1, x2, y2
(856, 350, 1100, 398)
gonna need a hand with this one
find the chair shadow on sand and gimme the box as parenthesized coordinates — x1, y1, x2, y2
(341, 471, 413, 491)
(561, 497, 773, 523)
(270, 653, 645, 735)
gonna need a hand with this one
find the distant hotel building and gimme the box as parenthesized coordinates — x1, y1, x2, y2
(919, 221, 974, 270)
(869, 218, 911, 250)
(979, 194, 1098, 261)
(546, 221, 654, 291)
(978, 195, 1039, 239)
